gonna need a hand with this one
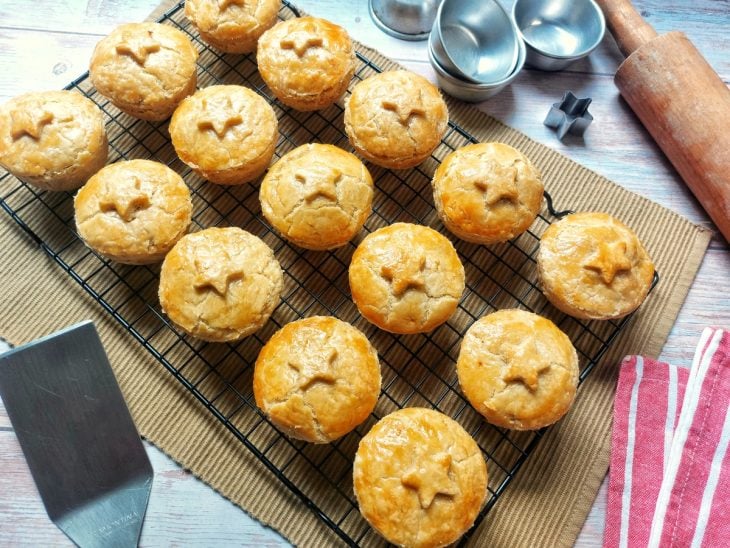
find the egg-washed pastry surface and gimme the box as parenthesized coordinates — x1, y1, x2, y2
(0, 90, 108, 191)
(537, 212, 655, 320)
(257, 16, 355, 111)
(260, 143, 373, 250)
(170, 84, 278, 185)
(253, 316, 381, 443)
(185, 0, 280, 54)
(89, 22, 198, 121)
(432, 142, 544, 244)
(456, 309, 579, 430)
(353, 407, 488, 548)
(349, 222, 465, 334)
(344, 70, 448, 169)
(75, 159, 192, 264)
(158, 226, 283, 342)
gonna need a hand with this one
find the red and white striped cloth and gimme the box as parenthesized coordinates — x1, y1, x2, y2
(605, 327, 730, 548)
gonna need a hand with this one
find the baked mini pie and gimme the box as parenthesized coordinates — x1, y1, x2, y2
(159, 226, 283, 342)
(259, 143, 373, 250)
(253, 316, 381, 443)
(349, 222, 465, 334)
(75, 159, 192, 264)
(353, 407, 488, 548)
(457, 309, 579, 430)
(432, 142, 544, 244)
(344, 70, 448, 169)
(89, 22, 198, 121)
(169, 85, 278, 185)
(257, 16, 355, 111)
(0, 91, 108, 191)
(184, 0, 280, 54)
(537, 212, 655, 320)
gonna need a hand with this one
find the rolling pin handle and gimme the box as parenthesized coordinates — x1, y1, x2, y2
(594, 0, 658, 57)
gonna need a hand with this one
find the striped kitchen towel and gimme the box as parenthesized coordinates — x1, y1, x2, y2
(604, 327, 730, 548)
(604, 355, 689, 548)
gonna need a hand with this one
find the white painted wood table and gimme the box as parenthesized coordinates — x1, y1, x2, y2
(1, 0, 728, 545)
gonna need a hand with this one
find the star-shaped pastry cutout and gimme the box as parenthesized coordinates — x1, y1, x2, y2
(99, 177, 151, 222)
(193, 249, 244, 296)
(115, 31, 161, 66)
(288, 347, 338, 390)
(502, 343, 550, 392)
(381, 100, 425, 126)
(294, 168, 341, 203)
(501, 338, 549, 392)
(280, 33, 323, 57)
(401, 452, 459, 509)
(197, 97, 246, 139)
(473, 163, 520, 206)
(10, 110, 54, 141)
(583, 240, 633, 284)
(381, 253, 427, 297)
(219, 0, 246, 11)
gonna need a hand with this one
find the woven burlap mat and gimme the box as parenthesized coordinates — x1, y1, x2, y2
(0, 1, 712, 546)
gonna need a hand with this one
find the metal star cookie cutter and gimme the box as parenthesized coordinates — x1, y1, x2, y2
(544, 91, 593, 139)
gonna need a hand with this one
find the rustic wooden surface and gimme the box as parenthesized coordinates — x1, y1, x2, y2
(1, 0, 728, 545)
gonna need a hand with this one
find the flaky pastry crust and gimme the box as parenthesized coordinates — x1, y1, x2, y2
(169, 85, 278, 185)
(456, 309, 579, 430)
(537, 212, 655, 320)
(253, 316, 381, 443)
(0, 91, 108, 191)
(89, 22, 198, 121)
(259, 143, 373, 249)
(75, 159, 192, 264)
(344, 70, 448, 169)
(353, 407, 487, 548)
(349, 222, 465, 334)
(257, 16, 355, 111)
(159, 226, 283, 342)
(185, 0, 280, 54)
(432, 142, 544, 244)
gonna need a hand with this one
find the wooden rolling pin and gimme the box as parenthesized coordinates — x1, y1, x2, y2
(595, 0, 730, 242)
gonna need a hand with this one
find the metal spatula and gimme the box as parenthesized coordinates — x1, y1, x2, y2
(0, 321, 152, 547)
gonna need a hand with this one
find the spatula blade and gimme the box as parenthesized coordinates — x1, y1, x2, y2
(0, 321, 152, 547)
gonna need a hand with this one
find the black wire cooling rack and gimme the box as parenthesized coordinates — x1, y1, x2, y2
(0, 2, 658, 546)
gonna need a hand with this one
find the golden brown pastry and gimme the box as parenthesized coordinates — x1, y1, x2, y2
(74, 159, 192, 264)
(185, 0, 280, 54)
(432, 142, 544, 244)
(158, 226, 283, 342)
(344, 70, 448, 169)
(259, 143, 373, 250)
(353, 407, 488, 548)
(89, 22, 198, 121)
(348, 222, 465, 334)
(169, 85, 278, 185)
(537, 212, 655, 320)
(257, 16, 355, 111)
(253, 316, 381, 443)
(456, 309, 579, 430)
(0, 91, 108, 191)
